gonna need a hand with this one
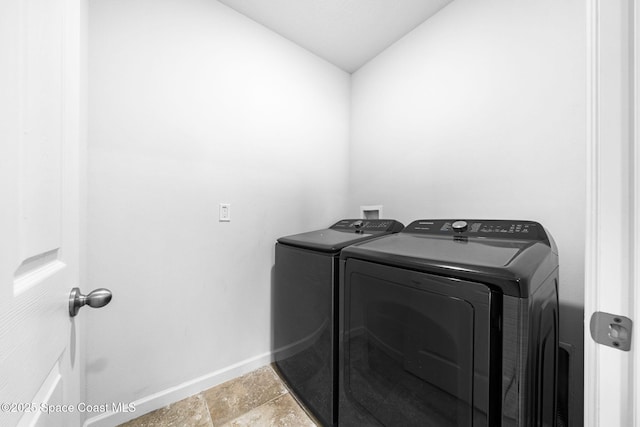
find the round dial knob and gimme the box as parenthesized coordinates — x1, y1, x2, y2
(452, 220, 468, 232)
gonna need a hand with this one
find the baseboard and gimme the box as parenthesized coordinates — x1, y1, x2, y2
(83, 351, 273, 427)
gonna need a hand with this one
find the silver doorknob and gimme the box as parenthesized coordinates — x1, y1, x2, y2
(69, 287, 112, 317)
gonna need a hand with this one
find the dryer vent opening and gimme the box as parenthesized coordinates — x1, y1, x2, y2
(557, 342, 571, 427)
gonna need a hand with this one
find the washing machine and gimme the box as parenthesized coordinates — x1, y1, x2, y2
(339, 219, 559, 427)
(273, 219, 404, 427)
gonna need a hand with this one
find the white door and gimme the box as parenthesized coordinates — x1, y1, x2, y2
(0, 0, 84, 426)
(585, 0, 640, 425)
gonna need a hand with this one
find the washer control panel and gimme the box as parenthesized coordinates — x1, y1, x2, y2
(404, 219, 547, 241)
(331, 219, 404, 234)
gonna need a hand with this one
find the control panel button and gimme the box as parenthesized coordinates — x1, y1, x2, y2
(452, 220, 468, 232)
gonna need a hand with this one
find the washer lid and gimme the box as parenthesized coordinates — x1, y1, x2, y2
(340, 219, 557, 297)
(277, 219, 404, 253)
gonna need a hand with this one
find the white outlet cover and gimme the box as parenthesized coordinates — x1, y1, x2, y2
(219, 203, 231, 222)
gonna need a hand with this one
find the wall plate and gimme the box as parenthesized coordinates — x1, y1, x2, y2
(360, 205, 383, 220)
(219, 203, 231, 222)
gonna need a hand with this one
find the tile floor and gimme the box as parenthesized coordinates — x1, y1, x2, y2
(118, 365, 318, 427)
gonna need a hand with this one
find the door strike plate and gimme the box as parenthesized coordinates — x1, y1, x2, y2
(590, 311, 633, 351)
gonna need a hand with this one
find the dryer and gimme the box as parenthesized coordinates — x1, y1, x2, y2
(273, 219, 404, 427)
(339, 219, 559, 427)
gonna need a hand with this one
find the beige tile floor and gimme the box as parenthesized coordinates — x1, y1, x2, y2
(118, 365, 318, 427)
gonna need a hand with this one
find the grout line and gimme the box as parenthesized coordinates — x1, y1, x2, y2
(260, 389, 290, 407)
(192, 365, 316, 427)
(269, 363, 320, 426)
(200, 366, 290, 427)
(199, 392, 215, 427)
(219, 389, 291, 426)
(273, 377, 320, 426)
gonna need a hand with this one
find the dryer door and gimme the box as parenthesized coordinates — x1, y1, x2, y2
(340, 259, 500, 427)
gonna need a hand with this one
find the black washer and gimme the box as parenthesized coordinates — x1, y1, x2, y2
(339, 219, 559, 427)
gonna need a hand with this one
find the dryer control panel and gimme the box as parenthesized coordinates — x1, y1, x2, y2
(404, 219, 548, 242)
(331, 219, 404, 234)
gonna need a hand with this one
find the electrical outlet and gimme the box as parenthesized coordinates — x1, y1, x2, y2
(219, 203, 231, 222)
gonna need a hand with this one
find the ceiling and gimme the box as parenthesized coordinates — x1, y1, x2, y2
(216, 0, 455, 73)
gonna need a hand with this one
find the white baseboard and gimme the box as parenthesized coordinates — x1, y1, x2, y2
(83, 351, 273, 427)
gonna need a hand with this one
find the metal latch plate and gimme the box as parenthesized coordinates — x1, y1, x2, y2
(590, 311, 633, 351)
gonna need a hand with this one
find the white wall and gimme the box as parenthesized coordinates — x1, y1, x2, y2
(86, 0, 349, 422)
(350, 0, 585, 423)
(87, 0, 587, 423)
